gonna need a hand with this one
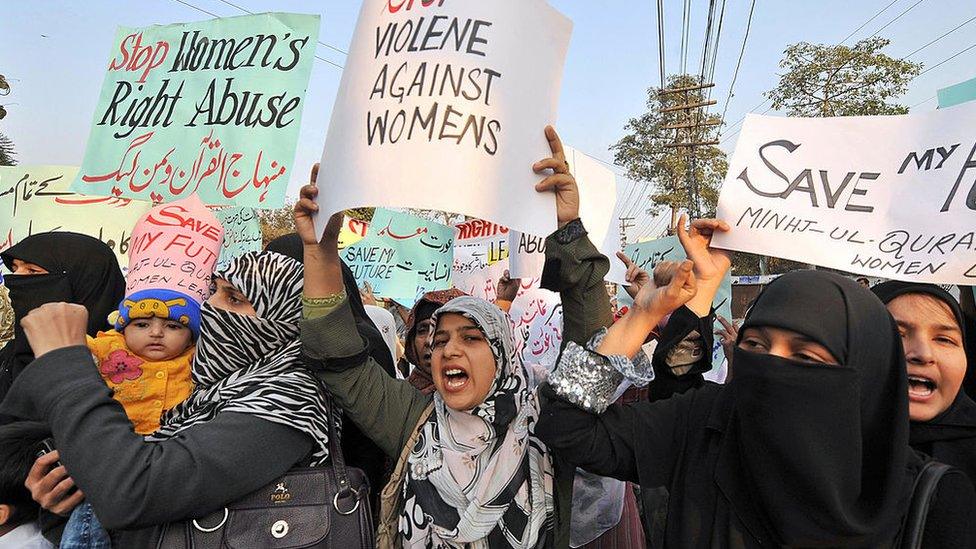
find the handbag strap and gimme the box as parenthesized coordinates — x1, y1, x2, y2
(897, 459, 955, 549)
(324, 396, 352, 495)
(377, 402, 435, 549)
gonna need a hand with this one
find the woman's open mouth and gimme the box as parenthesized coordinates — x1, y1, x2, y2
(441, 367, 470, 392)
(908, 374, 937, 400)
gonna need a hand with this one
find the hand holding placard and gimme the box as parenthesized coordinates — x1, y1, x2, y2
(294, 164, 323, 248)
(533, 126, 579, 228)
(676, 215, 731, 317)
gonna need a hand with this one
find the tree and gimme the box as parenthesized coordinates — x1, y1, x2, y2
(612, 74, 728, 219)
(0, 132, 15, 166)
(258, 203, 295, 248)
(766, 37, 921, 117)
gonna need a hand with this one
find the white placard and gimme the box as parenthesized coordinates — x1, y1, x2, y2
(315, 0, 573, 238)
(713, 103, 976, 285)
(508, 146, 624, 282)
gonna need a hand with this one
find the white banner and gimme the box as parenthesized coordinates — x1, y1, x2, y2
(714, 103, 976, 285)
(315, 0, 573, 238)
(508, 146, 624, 283)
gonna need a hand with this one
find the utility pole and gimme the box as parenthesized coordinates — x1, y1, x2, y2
(658, 81, 719, 219)
(618, 216, 635, 249)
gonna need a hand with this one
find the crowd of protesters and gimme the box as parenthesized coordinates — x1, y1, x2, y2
(0, 125, 974, 548)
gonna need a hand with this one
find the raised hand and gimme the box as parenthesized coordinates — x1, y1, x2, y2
(616, 252, 651, 299)
(533, 125, 580, 228)
(294, 164, 321, 246)
(652, 260, 681, 288)
(595, 260, 697, 358)
(715, 314, 739, 362)
(361, 282, 378, 306)
(21, 302, 88, 358)
(675, 214, 731, 284)
(495, 269, 522, 302)
(294, 163, 344, 249)
(633, 260, 698, 318)
(676, 215, 732, 317)
(295, 163, 346, 298)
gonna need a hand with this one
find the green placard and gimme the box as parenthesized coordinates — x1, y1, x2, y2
(71, 13, 319, 208)
(938, 76, 976, 109)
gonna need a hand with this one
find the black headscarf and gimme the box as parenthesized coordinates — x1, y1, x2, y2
(264, 233, 396, 378)
(718, 270, 915, 546)
(0, 233, 125, 404)
(872, 281, 976, 483)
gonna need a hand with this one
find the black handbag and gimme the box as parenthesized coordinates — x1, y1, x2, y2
(152, 400, 374, 549)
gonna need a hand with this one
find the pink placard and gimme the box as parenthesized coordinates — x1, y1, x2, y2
(126, 194, 224, 304)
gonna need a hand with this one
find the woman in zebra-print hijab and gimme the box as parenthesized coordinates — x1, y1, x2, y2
(150, 251, 334, 464)
(2, 251, 336, 545)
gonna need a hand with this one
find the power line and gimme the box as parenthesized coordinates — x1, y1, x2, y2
(720, 0, 925, 141)
(717, 0, 756, 137)
(706, 0, 728, 93)
(170, 0, 219, 17)
(630, 210, 658, 240)
(656, 0, 667, 89)
(572, 150, 652, 223)
(166, 0, 344, 69)
(721, 105, 772, 144)
(680, 0, 691, 74)
(911, 95, 936, 108)
(622, 181, 652, 221)
(213, 0, 349, 56)
(867, 0, 928, 40)
(698, 0, 718, 87)
(903, 15, 976, 59)
(839, 0, 900, 44)
(918, 41, 976, 76)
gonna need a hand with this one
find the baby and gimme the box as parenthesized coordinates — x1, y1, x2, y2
(87, 288, 199, 435)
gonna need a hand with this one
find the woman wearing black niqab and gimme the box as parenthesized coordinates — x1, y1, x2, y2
(0, 233, 124, 403)
(537, 270, 976, 547)
(873, 281, 976, 486)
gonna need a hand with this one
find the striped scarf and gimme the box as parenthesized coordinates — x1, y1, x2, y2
(149, 252, 333, 464)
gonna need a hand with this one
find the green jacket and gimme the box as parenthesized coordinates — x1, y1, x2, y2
(300, 226, 612, 548)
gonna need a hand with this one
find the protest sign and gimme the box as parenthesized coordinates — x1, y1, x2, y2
(70, 13, 319, 207)
(342, 208, 454, 305)
(211, 206, 261, 268)
(0, 165, 151, 268)
(338, 216, 370, 249)
(938, 76, 976, 109)
(127, 194, 223, 304)
(508, 146, 624, 282)
(617, 235, 732, 382)
(314, 1, 573, 239)
(452, 223, 563, 370)
(713, 103, 976, 285)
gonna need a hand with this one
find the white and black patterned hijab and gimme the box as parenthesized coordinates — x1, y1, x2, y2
(149, 252, 333, 465)
(400, 296, 554, 549)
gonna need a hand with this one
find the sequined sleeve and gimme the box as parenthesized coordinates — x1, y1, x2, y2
(546, 328, 654, 413)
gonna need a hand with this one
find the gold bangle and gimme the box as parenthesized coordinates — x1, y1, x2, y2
(302, 291, 347, 308)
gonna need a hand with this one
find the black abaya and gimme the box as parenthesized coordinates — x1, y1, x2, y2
(538, 270, 976, 547)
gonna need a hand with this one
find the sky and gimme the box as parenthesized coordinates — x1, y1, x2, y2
(2, 0, 975, 243)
